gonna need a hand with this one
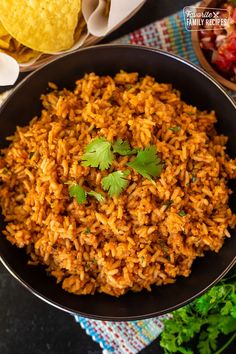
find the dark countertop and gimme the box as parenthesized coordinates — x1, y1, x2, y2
(0, 1, 235, 354)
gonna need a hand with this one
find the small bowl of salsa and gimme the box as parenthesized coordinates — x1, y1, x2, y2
(191, 0, 236, 91)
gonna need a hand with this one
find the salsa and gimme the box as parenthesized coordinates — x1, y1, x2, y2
(199, 1, 236, 82)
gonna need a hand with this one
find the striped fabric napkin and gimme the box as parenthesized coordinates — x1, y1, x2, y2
(74, 6, 200, 354)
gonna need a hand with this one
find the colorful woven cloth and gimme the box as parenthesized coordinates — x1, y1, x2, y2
(74, 5, 199, 354)
(74, 315, 171, 354)
(112, 6, 199, 65)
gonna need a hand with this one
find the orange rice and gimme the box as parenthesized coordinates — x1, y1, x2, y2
(0, 72, 236, 296)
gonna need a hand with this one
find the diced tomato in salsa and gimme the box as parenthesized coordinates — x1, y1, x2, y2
(199, 1, 236, 82)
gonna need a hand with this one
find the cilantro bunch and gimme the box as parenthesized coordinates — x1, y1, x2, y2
(68, 137, 163, 204)
(160, 266, 236, 354)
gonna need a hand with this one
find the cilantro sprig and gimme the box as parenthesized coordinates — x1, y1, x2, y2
(69, 184, 104, 204)
(178, 210, 186, 217)
(169, 126, 181, 133)
(87, 190, 105, 202)
(81, 137, 137, 171)
(78, 137, 164, 199)
(160, 266, 236, 354)
(81, 137, 114, 170)
(127, 146, 163, 181)
(112, 138, 137, 156)
(69, 185, 87, 205)
(101, 170, 130, 197)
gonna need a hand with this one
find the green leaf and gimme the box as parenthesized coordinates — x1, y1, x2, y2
(231, 305, 236, 319)
(221, 301, 233, 316)
(179, 210, 186, 217)
(69, 185, 105, 204)
(230, 293, 236, 304)
(169, 126, 181, 133)
(81, 137, 114, 170)
(195, 295, 212, 315)
(84, 228, 91, 234)
(101, 170, 129, 197)
(127, 145, 163, 181)
(198, 327, 219, 354)
(219, 316, 236, 335)
(69, 185, 87, 205)
(87, 190, 105, 202)
(112, 138, 136, 156)
(160, 266, 236, 354)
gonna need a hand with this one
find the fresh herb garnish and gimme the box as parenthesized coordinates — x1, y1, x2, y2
(169, 126, 181, 133)
(178, 210, 186, 217)
(80, 139, 164, 198)
(87, 190, 105, 202)
(160, 266, 236, 354)
(191, 175, 197, 183)
(81, 137, 114, 170)
(85, 259, 98, 270)
(158, 240, 169, 255)
(127, 146, 163, 181)
(112, 138, 136, 156)
(69, 185, 87, 205)
(101, 170, 130, 197)
(84, 228, 91, 234)
(85, 262, 91, 270)
(69, 184, 105, 204)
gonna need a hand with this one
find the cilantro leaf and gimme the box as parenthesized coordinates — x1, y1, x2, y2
(179, 210, 187, 217)
(231, 305, 236, 319)
(87, 190, 105, 202)
(101, 170, 129, 197)
(169, 126, 181, 133)
(160, 266, 236, 354)
(69, 185, 87, 204)
(81, 138, 114, 170)
(112, 139, 136, 156)
(127, 146, 163, 181)
(221, 301, 233, 316)
(218, 316, 236, 335)
(69, 184, 105, 204)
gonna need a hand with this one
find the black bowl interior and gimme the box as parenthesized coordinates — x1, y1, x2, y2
(0, 45, 236, 320)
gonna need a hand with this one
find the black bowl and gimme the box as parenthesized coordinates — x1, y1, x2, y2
(0, 45, 236, 321)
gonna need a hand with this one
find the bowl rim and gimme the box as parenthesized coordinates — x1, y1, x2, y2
(1, 245, 236, 321)
(191, 0, 236, 91)
(0, 44, 236, 320)
(1, 44, 235, 114)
